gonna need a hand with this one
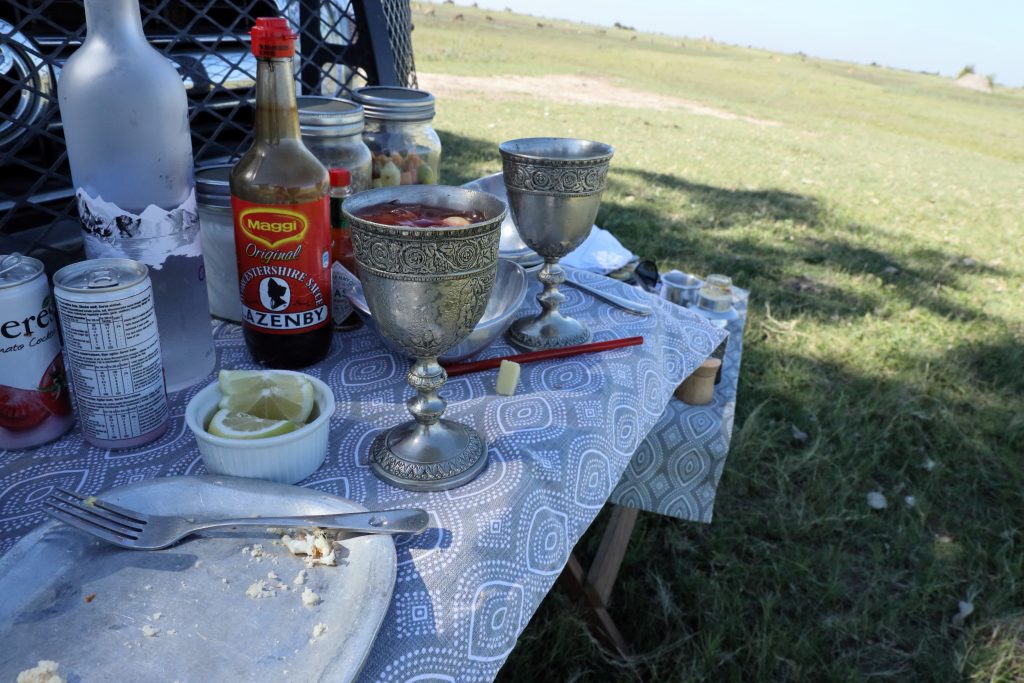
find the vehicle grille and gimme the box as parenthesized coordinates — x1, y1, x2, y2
(0, 0, 416, 271)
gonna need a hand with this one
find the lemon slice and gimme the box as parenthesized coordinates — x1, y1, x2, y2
(217, 370, 315, 423)
(207, 409, 299, 440)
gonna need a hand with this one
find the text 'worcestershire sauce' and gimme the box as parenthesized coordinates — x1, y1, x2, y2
(230, 18, 331, 368)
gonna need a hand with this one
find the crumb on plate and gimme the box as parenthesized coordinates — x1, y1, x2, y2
(310, 623, 328, 642)
(301, 587, 321, 608)
(281, 529, 337, 567)
(245, 580, 276, 600)
(16, 660, 64, 683)
(141, 625, 159, 638)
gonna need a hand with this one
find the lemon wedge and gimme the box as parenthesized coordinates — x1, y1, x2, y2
(207, 409, 299, 440)
(217, 370, 315, 423)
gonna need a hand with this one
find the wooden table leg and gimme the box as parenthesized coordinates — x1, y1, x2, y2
(559, 504, 640, 657)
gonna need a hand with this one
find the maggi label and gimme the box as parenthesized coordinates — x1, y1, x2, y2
(238, 208, 308, 248)
(231, 196, 331, 335)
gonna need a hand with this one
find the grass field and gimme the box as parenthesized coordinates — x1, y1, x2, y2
(409, 3, 1024, 680)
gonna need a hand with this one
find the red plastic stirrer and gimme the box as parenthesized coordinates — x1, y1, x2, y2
(442, 336, 645, 377)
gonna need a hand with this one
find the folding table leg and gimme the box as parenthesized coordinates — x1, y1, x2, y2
(559, 504, 640, 657)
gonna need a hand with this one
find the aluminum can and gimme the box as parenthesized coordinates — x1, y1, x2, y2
(0, 253, 74, 448)
(53, 258, 169, 449)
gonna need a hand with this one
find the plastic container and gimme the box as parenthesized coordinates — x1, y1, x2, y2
(297, 96, 373, 193)
(184, 371, 334, 484)
(195, 164, 240, 322)
(353, 86, 441, 187)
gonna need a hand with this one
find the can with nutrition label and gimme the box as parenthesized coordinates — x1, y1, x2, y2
(53, 258, 169, 449)
(0, 254, 74, 449)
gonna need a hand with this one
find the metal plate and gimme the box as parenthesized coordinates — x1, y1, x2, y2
(0, 476, 396, 682)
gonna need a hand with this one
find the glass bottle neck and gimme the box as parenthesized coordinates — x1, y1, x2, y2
(254, 58, 301, 144)
(83, 0, 146, 45)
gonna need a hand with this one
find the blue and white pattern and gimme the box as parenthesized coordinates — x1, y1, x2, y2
(0, 275, 740, 681)
(610, 291, 747, 521)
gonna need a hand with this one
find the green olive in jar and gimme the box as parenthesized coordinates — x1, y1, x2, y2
(380, 160, 402, 187)
(417, 164, 437, 185)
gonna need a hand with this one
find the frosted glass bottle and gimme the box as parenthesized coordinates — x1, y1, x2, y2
(58, 0, 216, 392)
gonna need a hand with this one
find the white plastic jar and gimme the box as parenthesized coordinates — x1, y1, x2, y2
(195, 164, 240, 322)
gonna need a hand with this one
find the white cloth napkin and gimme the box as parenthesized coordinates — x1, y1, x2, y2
(561, 225, 636, 273)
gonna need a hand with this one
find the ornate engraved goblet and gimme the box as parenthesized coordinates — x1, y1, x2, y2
(499, 137, 614, 351)
(344, 186, 504, 491)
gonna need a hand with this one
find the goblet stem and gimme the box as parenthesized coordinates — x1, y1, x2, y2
(370, 355, 487, 492)
(537, 257, 566, 317)
(508, 256, 592, 350)
(405, 357, 447, 427)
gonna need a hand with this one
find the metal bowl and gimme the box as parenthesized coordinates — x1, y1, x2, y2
(462, 173, 543, 267)
(349, 258, 528, 363)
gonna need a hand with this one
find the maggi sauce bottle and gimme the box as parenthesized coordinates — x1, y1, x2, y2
(230, 18, 332, 367)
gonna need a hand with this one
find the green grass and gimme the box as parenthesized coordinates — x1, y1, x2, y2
(412, 3, 1024, 680)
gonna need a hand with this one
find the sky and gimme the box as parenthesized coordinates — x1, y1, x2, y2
(446, 0, 1023, 87)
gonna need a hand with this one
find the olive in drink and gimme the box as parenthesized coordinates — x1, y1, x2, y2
(230, 18, 332, 368)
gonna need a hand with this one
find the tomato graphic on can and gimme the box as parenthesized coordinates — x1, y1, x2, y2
(0, 253, 74, 449)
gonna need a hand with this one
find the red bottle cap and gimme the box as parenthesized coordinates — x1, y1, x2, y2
(250, 17, 296, 59)
(329, 167, 351, 187)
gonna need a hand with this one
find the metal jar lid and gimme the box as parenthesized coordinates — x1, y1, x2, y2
(195, 164, 233, 209)
(0, 253, 44, 289)
(296, 96, 365, 137)
(697, 274, 734, 313)
(697, 291, 734, 313)
(54, 258, 149, 293)
(353, 86, 435, 123)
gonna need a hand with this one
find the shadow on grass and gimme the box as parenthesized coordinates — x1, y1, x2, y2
(498, 337, 1023, 681)
(602, 167, 1003, 324)
(430, 131, 1024, 680)
(439, 129, 1002, 325)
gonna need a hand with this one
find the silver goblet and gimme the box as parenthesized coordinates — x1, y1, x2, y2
(344, 186, 505, 491)
(499, 137, 614, 351)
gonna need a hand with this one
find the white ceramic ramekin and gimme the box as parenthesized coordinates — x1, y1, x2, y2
(184, 371, 335, 484)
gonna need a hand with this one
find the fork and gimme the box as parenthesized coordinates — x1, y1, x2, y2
(42, 487, 430, 550)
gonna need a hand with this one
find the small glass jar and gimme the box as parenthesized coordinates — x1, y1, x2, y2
(297, 96, 373, 193)
(353, 86, 441, 187)
(195, 164, 241, 322)
(693, 274, 739, 384)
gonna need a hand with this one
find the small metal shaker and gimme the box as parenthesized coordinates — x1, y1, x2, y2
(660, 270, 703, 307)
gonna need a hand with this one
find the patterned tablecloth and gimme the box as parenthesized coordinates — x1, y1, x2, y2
(0, 275, 737, 682)
(610, 289, 747, 521)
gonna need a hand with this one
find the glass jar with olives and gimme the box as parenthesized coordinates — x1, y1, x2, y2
(353, 86, 441, 187)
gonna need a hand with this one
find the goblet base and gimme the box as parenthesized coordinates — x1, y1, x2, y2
(507, 310, 592, 351)
(369, 418, 488, 492)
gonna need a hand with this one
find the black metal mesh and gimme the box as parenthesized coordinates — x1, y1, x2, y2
(0, 0, 416, 272)
(381, 0, 416, 88)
